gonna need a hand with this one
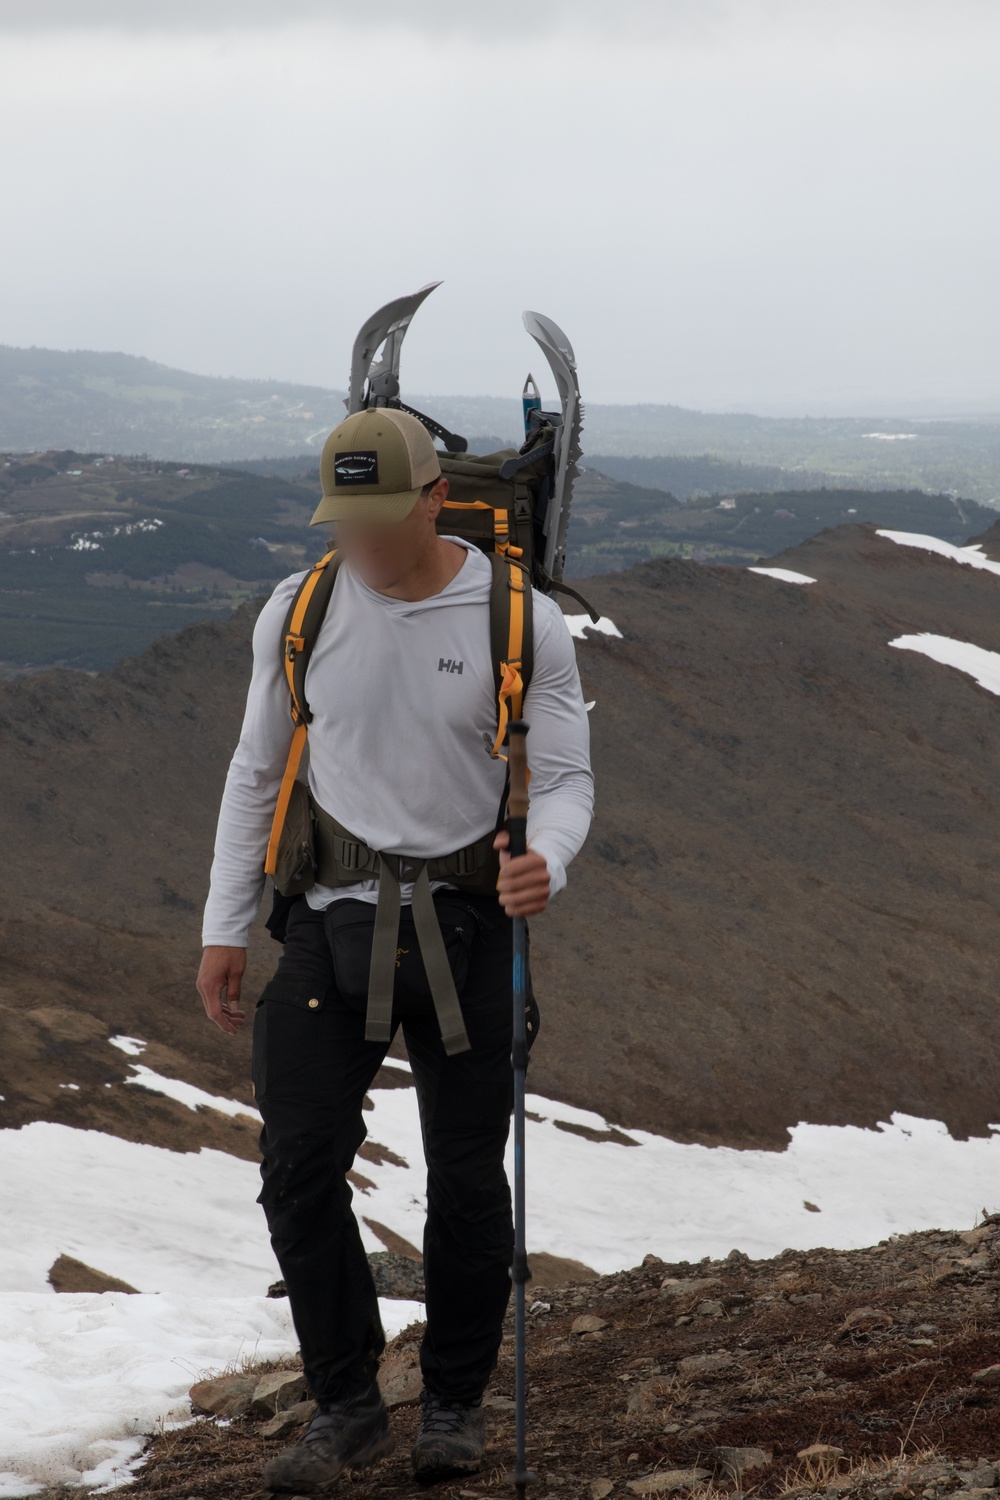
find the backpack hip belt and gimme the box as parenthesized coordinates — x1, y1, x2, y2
(312, 797, 500, 893)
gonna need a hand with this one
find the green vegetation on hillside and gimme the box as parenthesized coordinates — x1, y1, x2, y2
(2, 448, 996, 670)
(565, 471, 996, 576)
(583, 453, 831, 501)
(0, 449, 323, 672)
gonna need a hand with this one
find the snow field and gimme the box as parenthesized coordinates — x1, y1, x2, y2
(5, 1048, 1000, 1493)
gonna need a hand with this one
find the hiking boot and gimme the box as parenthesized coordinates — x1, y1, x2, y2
(411, 1388, 485, 1482)
(261, 1382, 393, 1492)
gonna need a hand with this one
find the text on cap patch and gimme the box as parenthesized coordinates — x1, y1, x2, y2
(334, 450, 379, 486)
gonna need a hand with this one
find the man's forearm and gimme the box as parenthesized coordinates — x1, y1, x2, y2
(201, 742, 282, 947)
(524, 773, 595, 898)
(201, 579, 302, 948)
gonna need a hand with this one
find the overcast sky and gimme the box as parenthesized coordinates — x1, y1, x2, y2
(2, 0, 998, 414)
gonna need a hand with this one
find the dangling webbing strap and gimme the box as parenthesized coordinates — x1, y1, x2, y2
(365, 853, 471, 1056)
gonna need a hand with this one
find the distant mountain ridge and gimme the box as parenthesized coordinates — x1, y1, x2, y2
(4, 344, 1000, 499)
(0, 344, 340, 461)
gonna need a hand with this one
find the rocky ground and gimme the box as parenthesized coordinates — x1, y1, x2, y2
(106, 1215, 1000, 1500)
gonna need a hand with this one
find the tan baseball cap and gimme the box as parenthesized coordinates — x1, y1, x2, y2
(309, 407, 442, 526)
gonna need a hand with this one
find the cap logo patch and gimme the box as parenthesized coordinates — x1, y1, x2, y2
(334, 450, 379, 486)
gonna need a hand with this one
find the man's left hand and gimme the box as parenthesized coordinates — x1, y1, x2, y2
(494, 829, 550, 916)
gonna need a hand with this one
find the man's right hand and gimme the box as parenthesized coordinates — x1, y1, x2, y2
(197, 946, 248, 1036)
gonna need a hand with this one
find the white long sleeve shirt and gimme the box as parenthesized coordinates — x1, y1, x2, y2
(201, 536, 595, 948)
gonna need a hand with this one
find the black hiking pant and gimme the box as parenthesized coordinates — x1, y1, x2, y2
(249, 888, 539, 1407)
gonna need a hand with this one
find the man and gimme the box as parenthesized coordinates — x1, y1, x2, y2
(196, 406, 594, 1489)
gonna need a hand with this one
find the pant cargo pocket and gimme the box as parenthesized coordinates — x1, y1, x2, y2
(252, 975, 335, 1102)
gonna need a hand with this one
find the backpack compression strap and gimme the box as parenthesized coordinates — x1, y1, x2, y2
(442, 499, 523, 559)
(263, 547, 343, 878)
(488, 551, 534, 762)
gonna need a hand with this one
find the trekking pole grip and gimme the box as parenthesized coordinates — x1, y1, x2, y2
(507, 721, 529, 858)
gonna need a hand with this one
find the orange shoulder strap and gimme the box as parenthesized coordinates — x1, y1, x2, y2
(487, 552, 534, 762)
(263, 549, 340, 877)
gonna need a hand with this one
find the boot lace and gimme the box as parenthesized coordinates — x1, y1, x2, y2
(419, 1393, 478, 1435)
(305, 1384, 378, 1442)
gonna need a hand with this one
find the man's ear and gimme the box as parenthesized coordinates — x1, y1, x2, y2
(425, 475, 449, 520)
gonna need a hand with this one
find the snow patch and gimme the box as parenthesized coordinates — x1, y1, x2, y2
(0, 1291, 421, 1495)
(108, 1035, 259, 1119)
(0, 1122, 281, 1297)
(69, 517, 164, 553)
(889, 633, 1000, 696)
(876, 529, 1000, 577)
(107, 1036, 147, 1057)
(561, 613, 623, 639)
(123, 1065, 260, 1121)
(747, 566, 817, 584)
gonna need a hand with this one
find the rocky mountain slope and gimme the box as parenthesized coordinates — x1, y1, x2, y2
(4, 521, 1000, 1155)
(125, 1216, 1000, 1499)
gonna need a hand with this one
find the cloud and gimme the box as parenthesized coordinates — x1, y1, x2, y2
(0, 0, 716, 39)
(3, 0, 998, 83)
(2, 0, 999, 408)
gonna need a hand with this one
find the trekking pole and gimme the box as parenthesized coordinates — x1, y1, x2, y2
(506, 720, 536, 1496)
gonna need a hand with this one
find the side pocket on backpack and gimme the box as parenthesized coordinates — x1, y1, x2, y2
(272, 779, 317, 897)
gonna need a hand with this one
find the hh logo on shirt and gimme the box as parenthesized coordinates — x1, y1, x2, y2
(438, 657, 464, 674)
